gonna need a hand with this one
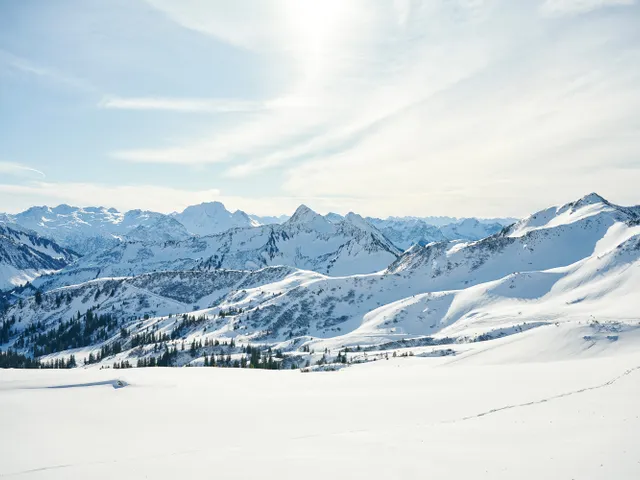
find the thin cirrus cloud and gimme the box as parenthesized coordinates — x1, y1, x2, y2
(3, 1, 638, 217)
(109, 0, 639, 218)
(99, 95, 317, 114)
(0, 49, 98, 94)
(0, 162, 46, 179)
(540, 0, 635, 16)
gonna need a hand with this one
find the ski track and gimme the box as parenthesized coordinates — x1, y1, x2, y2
(292, 364, 640, 441)
(445, 364, 640, 424)
(0, 449, 201, 478)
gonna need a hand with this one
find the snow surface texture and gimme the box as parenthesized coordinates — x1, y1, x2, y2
(1, 337, 639, 479)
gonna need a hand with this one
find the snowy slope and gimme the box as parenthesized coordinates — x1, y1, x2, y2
(0, 224, 79, 291)
(2, 347, 640, 480)
(172, 201, 260, 235)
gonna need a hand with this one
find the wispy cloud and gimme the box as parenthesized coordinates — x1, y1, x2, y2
(540, 0, 635, 16)
(99, 95, 315, 113)
(0, 161, 46, 179)
(124, 0, 639, 216)
(8, 1, 636, 217)
(0, 49, 98, 94)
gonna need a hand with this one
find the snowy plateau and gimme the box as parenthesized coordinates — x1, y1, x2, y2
(1, 192, 640, 479)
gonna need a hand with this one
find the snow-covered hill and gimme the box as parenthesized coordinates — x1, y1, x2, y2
(0, 223, 79, 291)
(172, 202, 260, 235)
(4, 205, 190, 254)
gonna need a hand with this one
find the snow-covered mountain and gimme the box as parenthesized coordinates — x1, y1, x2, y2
(3, 205, 191, 254)
(2, 193, 639, 370)
(372, 215, 515, 228)
(172, 202, 260, 236)
(367, 217, 504, 249)
(28, 205, 401, 292)
(0, 223, 79, 291)
(2, 202, 510, 259)
(439, 218, 504, 242)
(249, 213, 290, 225)
(367, 217, 448, 250)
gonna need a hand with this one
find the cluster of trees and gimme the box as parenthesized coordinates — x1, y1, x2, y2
(14, 310, 122, 356)
(245, 345, 282, 369)
(170, 314, 206, 340)
(0, 349, 42, 368)
(0, 349, 79, 369)
(218, 307, 243, 318)
(130, 331, 170, 348)
(40, 354, 77, 369)
(113, 360, 132, 369)
(52, 291, 73, 308)
(187, 337, 236, 357)
(136, 346, 178, 367)
(84, 341, 123, 365)
(0, 317, 16, 344)
(202, 345, 282, 369)
(128, 342, 284, 370)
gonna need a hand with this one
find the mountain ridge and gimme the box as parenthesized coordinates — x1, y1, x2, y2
(2, 192, 639, 370)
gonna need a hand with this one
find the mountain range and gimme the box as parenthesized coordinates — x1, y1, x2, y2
(1, 193, 638, 370)
(0, 202, 511, 254)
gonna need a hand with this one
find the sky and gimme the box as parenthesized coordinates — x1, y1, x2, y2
(0, 0, 639, 218)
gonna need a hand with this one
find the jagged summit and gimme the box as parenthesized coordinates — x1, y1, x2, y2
(282, 205, 334, 235)
(557, 192, 610, 213)
(504, 192, 637, 239)
(324, 212, 344, 223)
(576, 192, 607, 205)
(286, 205, 332, 231)
(289, 204, 318, 221)
(173, 201, 259, 236)
(344, 212, 374, 231)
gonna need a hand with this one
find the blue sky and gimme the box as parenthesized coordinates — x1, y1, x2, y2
(0, 0, 639, 217)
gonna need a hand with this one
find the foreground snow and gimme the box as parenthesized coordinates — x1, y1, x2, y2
(1, 329, 639, 479)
